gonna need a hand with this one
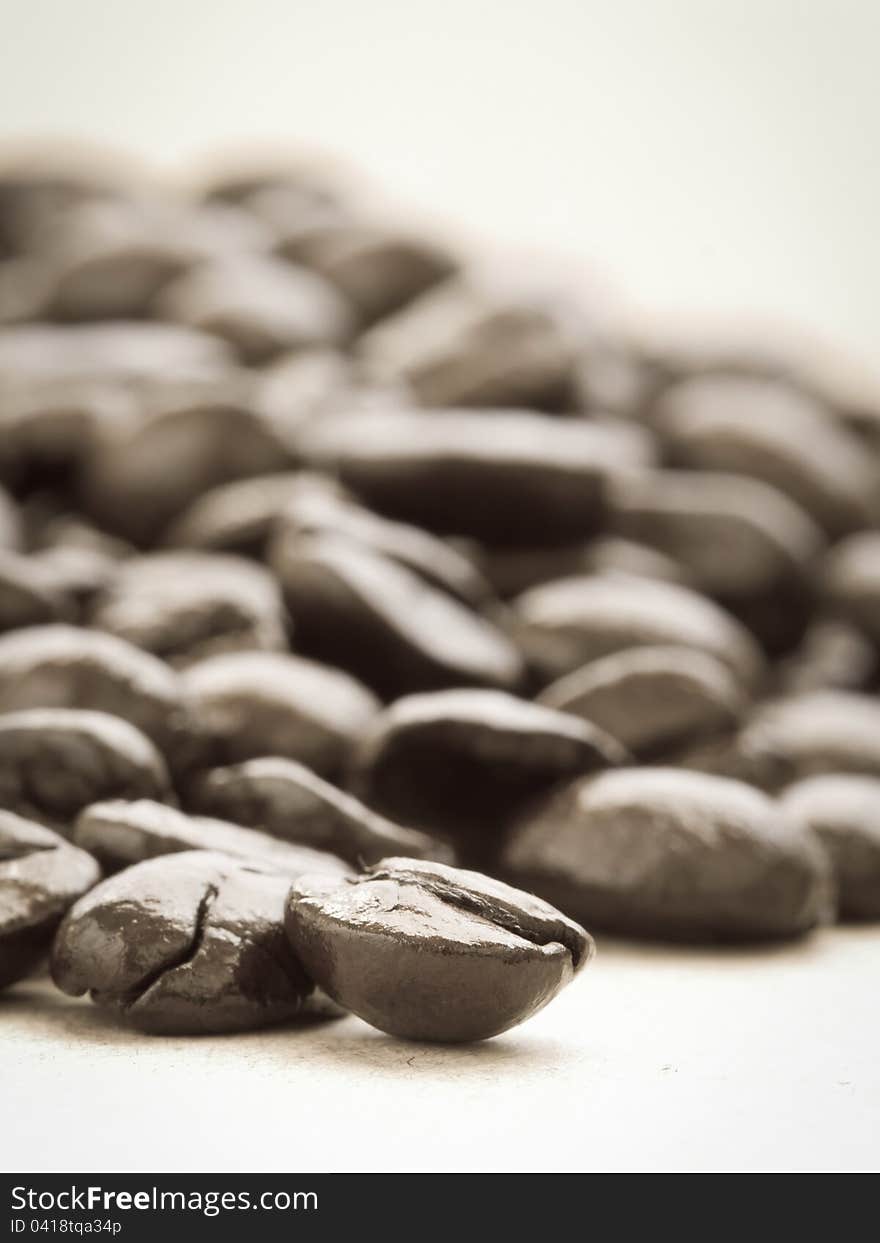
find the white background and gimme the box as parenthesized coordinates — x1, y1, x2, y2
(1, 0, 879, 1173)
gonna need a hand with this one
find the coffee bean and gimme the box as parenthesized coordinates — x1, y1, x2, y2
(90, 552, 287, 667)
(81, 378, 291, 542)
(0, 811, 101, 989)
(299, 409, 653, 544)
(654, 376, 878, 536)
(608, 469, 823, 601)
(772, 620, 877, 695)
(0, 550, 73, 629)
(0, 625, 196, 762)
(357, 278, 576, 409)
(155, 255, 354, 364)
(73, 798, 352, 879)
(187, 756, 445, 867)
(51, 851, 332, 1034)
(0, 323, 233, 388)
(269, 479, 492, 607)
(431, 535, 691, 601)
(351, 688, 626, 860)
(503, 768, 832, 941)
(181, 651, 379, 776)
(678, 691, 880, 790)
(164, 472, 329, 556)
(538, 645, 745, 758)
(780, 776, 880, 919)
(270, 533, 522, 699)
(285, 857, 592, 1041)
(0, 707, 171, 833)
(824, 532, 880, 644)
(512, 573, 763, 687)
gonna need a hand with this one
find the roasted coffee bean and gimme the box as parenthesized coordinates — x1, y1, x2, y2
(357, 277, 576, 409)
(74, 798, 352, 879)
(271, 534, 521, 699)
(538, 646, 745, 758)
(0, 811, 101, 989)
(81, 378, 291, 543)
(90, 552, 287, 667)
(187, 756, 447, 867)
(512, 573, 763, 687)
(608, 469, 823, 601)
(654, 376, 877, 536)
(678, 691, 880, 790)
(824, 532, 880, 644)
(275, 219, 455, 325)
(502, 769, 832, 941)
(155, 255, 354, 363)
(0, 322, 233, 388)
(773, 620, 877, 695)
(352, 688, 626, 859)
(0, 485, 21, 548)
(299, 409, 653, 544)
(0, 708, 171, 832)
(163, 472, 332, 555)
(51, 851, 332, 1034)
(0, 626, 196, 761)
(269, 480, 492, 607)
(0, 551, 73, 629)
(477, 537, 688, 600)
(780, 776, 880, 919)
(182, 651, 379, 776)
(285, 857, 593, 1042)
(40, 197, 273, 321)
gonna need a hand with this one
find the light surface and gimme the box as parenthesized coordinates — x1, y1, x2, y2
(2, 926, 878, 1174)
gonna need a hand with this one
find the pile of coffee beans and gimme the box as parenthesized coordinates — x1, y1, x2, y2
(1, 145, 879, 1043)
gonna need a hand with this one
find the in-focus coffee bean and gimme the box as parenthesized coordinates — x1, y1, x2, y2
(285, 857, 593, 1042)
(0, 810, 100, 989)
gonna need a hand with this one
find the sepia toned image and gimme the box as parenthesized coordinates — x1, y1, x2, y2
(0, 0, 878, 1194)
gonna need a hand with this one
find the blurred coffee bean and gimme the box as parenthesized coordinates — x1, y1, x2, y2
(38, 196, 274, 321)
(358, 277, 576, 409)
(286, 857, 592, 1042)
(74, 798, 352, 880)
(0, 550, 73, 630)
(275, 216, 456, 325)
(503, 769, 832, 941)
(155, 255, 354, 363)
(0, 322, 234, 388)
(0, 707, 171, 832)
(164, 472, 334, 556)
(270, 481, 492, 606)
(0, 486, 22, 548)
(609, 469, 823, 599)
(654, 376, 877, 536)
(181, 651, 379, 776)
(271, 533, 522, 698)
(300, 409, 654, 545)
(0, 811, 101, 989)
(823, 532, 880, 644)
(679, 691, 880, 790)
(198, 155, 347, 208)
(512, 574, 763, 687)
(52, 851, 331, 1034)
(780, 776, 880, 919)
(0, 381, 134, 495)
(352, 688, 626, 860)
(0, 626, 195, 762)
(187, 755, 445, 866)
(90, 552, 287, 666)
(538, 646, 744, 758)
(0, 151, 130, 256)
(773, 620, 877, 695)
(81, 376, 292, 543)
(479, 536, 687, 599)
